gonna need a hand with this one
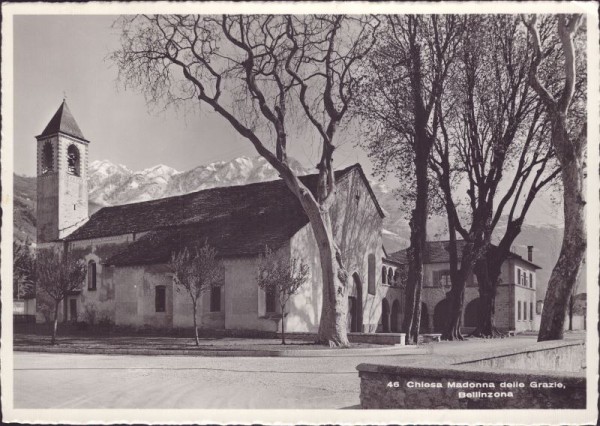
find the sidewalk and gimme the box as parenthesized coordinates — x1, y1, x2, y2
(13, 334, 426, 357)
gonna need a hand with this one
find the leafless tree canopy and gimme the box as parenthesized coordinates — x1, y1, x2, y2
(35, 249, 87, 344)
(170, 243, 224, 345)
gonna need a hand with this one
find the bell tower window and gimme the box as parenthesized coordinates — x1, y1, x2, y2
(42, 141, 54, 174)
(67, 144, 81, 176)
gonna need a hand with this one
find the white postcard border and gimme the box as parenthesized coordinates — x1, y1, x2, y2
(1, 2, 598, 424)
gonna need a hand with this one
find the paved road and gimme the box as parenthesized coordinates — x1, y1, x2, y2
(13, 352, 422, 409)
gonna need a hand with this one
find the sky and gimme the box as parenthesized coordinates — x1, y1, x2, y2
(13, 15, 369, 177)
(12, 14, 564, 227)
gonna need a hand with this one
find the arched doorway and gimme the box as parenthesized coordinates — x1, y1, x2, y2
(433, 299, 450, 333)
(391, 299, 401, 332)
(381, 299, 390, 333)
(464, 298, 481, 328)
(347, 273, 363, 333)
(420, 302, 429, 332)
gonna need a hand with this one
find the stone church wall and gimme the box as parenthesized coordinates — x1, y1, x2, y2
(67, 234, 134, 324)
(113, 264, 174, 327)
(224, 256, 280, 332)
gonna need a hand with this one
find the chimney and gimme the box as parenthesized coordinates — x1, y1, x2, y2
(527, 246, 534, 262)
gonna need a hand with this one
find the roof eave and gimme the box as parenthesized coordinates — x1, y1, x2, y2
(35, 131, 91, 144)
(508, 253, 542, 270)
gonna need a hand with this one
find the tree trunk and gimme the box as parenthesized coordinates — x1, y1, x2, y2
(442, 284, 465, 341)
(314, 212, 350, 347)
(538, 123, 586, 342)
(410, 280, 423, 337)
(275, 163, 349, 347)
(402, 130, 431, 345)
(402, 214, 426, 345)
(51, 300, 60, 345)
(470, 257, 504, 338)
(315, 225, 349, 347)
(192, 302, 200, 346)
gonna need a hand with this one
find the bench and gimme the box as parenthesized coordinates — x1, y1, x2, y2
(420, 333, 442, 343)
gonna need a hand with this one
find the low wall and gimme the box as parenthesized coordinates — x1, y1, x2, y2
(455, 341, 585, 373)
(280, 332, 405, 345)
(357, 339, 586, 409)
(14, 324, 404, 345)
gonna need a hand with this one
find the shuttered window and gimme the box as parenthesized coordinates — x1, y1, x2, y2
(529, 272, 533, 288)
(530, 302, 533, 320)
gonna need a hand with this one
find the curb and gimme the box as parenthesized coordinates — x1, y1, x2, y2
(14, 344, 428, 358)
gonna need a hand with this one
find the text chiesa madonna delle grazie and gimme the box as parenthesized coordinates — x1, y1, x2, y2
(392, 380, 566, 398)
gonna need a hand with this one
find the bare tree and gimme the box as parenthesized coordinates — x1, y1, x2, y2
(357, 15, 464, 344)
(35, 249, 87, 345)
(523, 14, 586, 342)
(257, 246, 310, 344)
(429, 16, 560, 340)
(170, 244, 225, 346)
(113, 14, 378, 347)
(14, 240, 35, 301)
(430, 16, 558, 340)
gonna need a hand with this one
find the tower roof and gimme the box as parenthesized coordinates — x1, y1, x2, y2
(38, 100, 87, 141)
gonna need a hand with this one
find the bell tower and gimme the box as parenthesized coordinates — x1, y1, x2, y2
(36, 100, 89, 243)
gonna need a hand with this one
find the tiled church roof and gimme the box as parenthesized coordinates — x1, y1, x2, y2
(390, 240, 541, 269)
(65, 164, 383, 266)
(104, 206, 310, 266)
(38, 100, 87, 141)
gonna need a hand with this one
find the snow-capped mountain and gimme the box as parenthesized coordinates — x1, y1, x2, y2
(87, 156, 309, 207)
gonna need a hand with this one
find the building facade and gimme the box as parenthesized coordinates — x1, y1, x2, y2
(390, 241, 541, 334)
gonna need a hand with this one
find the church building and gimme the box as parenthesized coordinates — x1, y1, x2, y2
(34, 100, 404, 334)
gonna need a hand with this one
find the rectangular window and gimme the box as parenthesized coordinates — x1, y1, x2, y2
(437, 270, 451, 287)
(530, 302, 533, 320)
(517, 268, 521, 284)
(523, 272, 528, 287)
(155, 285, 166, 313)
(529, 272, 533, 288)
(266, 290, 277, 313)
(210, 286, 221, 312)
(69, 298, 78, 322)
(523, 302, 527, 320)
(517, 301, 521, 320)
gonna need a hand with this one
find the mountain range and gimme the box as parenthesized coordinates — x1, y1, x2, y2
(13, 155, 570, 298)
